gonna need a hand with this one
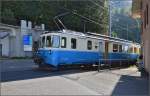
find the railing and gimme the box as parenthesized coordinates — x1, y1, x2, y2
(98, 59, 129, 72)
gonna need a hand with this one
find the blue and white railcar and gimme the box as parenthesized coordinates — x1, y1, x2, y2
(36, 30, 104, 67)
(34, 30, 140, 68)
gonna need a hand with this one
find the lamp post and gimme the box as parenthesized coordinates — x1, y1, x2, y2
(109, 0, 112, 36)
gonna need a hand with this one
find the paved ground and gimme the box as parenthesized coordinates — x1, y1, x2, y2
(0, 59, 149, 95)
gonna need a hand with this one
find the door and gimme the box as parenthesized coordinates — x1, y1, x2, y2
(99, 42, 103, 58)
(104, 41, 109, 59)
(0, 44, 2, 57)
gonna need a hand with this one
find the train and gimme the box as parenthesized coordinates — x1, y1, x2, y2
(33, 29, 141, 69)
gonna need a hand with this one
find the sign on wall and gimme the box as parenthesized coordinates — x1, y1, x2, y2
(23, 35, 32, 51)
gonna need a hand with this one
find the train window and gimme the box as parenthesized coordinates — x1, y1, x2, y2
(134, 47, 137, 53)
(119, 45, 122, 52)
(71, 38, 76, 49)
(124, 46, 128, 52)
(99, 42, 103, 52)
(52, 35, 60, 48)
(61, 37, 66, 48)
(42, 36, 45, 48)
(139, 48, 141, 54)
(94, 42, 98, 49)
(87, 40, 92, 50)
(128, 47, 133, 53)
(46, 36, 51, 47)
(113, 44, 118, 52)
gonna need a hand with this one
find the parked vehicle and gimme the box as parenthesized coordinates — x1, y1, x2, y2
(34, 30, 141, 69)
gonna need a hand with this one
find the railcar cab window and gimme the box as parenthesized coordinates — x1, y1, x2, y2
(61, 37, 66, 48)
(41, 36, 45, 48)
(113, 44, 118, 52)
(52, 35, 60, 48)
(87, 40, 92, 50)
(46, 36, 51, 47)
(71, 38, 76, 49)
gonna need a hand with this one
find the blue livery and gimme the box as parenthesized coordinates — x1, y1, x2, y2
(33, 30, 141, 68)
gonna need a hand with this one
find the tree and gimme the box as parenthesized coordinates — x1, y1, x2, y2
(2, 8, 16, 25)
(1, 0, 108, 34)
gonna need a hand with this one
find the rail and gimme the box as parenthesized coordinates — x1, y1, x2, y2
(98, 59, 129, 72)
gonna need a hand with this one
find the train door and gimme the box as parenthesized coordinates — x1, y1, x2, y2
(0, 44, 2, 57)
(104, 41, 109, 59)
(99, 42, 103, 58)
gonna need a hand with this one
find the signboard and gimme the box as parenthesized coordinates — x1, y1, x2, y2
(23, 35, 32, 51)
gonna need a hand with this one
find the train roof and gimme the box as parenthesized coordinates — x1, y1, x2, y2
(41, 29, 140, 46)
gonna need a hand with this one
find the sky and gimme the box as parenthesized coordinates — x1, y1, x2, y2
(111, 0, 132, 8)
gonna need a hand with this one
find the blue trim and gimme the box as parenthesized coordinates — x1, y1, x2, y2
(37, 49, 139, 67)
(108, 52, 139, 60)
(38, 49, 103, 67)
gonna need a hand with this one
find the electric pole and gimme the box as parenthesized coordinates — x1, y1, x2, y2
(109, 0, 112, 37)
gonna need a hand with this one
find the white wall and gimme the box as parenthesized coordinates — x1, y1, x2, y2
(0, 36, 9, 57)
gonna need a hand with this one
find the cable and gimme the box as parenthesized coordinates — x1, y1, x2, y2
(53, 12, 70, 30)
(88, 0, 105, 10)
(62, 7, 106, 27)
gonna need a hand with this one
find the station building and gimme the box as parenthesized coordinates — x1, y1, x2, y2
(141, 0, 150, 74)
(132, 0, 150, 74)
(0, 20, 45, 57)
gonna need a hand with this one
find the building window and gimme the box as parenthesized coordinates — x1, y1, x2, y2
(87, 40, 92, 50)
(71, 38, 76, 49)
(113, 44, 118, 52)
(61, 37, 66, 48)
(46, 36, 51, 47)
(144, 4, 149, 28)
(146, 4, 149, 25)
(144, 10, 147, 28)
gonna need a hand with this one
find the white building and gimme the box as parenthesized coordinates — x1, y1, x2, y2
(0, 20, 45, 57)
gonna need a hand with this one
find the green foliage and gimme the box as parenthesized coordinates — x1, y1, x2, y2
(111, 14, 141, 43)
(1, 8, 16, 25)
(111, 31, 118, 37)
(1, 0, 108, 34)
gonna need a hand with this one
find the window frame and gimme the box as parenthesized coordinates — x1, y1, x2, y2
(52, 35, 60, 48)
(134, 47, 137, 54)
(146, 4, 149, 25)
(113, 43, 118, 52)
(46, 36, 52, 47)
(41, 36, 45, 48)
(71, 38, 77, 49)
(119, 45, 122, 52)
(87, 40, 92, 50)
(61, 37, 67, 48)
